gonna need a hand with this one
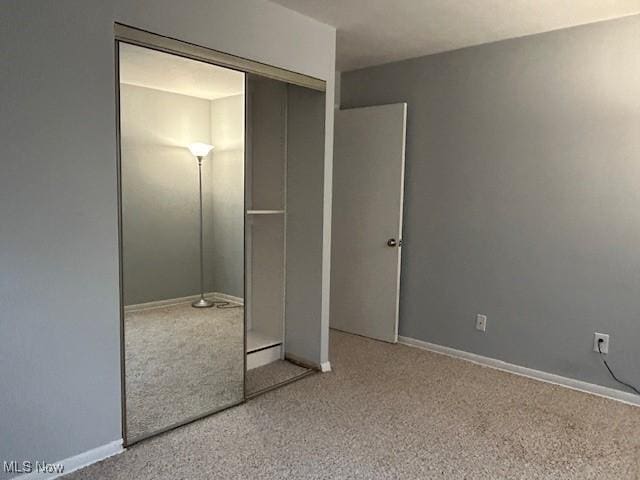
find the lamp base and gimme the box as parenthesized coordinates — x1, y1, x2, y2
(192, 297, 215, 308)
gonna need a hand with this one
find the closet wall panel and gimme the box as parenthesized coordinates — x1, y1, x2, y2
(285, 85, 326, 365)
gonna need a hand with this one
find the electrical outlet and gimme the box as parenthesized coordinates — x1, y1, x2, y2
(476, 314, 487, 332)
(593, 332, 609, 354)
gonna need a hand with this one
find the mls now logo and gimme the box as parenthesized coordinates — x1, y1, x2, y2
(3, 460, 65, 475)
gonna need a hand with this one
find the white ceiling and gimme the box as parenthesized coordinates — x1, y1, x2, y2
(270, 0, 640, 71)
(119, 43, 244, 100)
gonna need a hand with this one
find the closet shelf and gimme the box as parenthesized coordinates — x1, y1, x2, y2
(246, 209, 285, 215)
(247, 330, 282, 353)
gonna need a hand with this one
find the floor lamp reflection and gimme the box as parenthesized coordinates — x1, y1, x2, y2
(188, 142, 215, 308)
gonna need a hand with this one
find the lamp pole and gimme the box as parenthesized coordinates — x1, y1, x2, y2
(190, 144, 215, 308)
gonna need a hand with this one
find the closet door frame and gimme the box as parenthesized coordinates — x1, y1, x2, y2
(114, 23, 326, 91)
(114, 23, 326, 447)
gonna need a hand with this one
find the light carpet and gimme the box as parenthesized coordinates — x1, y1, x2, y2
(69, 330, 640, 479)
(124, 302, 244, 440)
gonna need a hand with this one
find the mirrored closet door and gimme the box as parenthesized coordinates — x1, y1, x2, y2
(118, 42, 246, 443)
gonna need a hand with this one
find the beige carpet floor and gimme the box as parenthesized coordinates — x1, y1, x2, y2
(69, 330, 640, 479)
(125, 302, 244, 440)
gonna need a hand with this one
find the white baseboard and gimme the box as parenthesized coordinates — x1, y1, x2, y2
(320, 361, 332, 373)
(125, 292, 243, 313)
(15, 440, 123, 480)
(211, 292, 244, 306)
(247, 345, 281, 370)
(398, 336, 640, 408)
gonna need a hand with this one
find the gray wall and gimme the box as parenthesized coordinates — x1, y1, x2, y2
(247, 77, 286, 340)
(210, 94, 245, 299)
(341, 15, 640, 392)
(121, 84, 216, 305)
(0, 0, 334, 475)
(286, 85, 327, 365)
(121, 87, 244, 305)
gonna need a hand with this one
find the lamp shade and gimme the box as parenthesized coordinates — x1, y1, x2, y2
(188, 142, 214, 158)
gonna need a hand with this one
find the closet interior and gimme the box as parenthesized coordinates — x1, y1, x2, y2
(245, 75, 325, 395)
(245, 76, 287, 370)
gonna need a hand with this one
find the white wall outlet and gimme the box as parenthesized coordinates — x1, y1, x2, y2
(476, 314, 487, 332)
(593, 332, 609, 354)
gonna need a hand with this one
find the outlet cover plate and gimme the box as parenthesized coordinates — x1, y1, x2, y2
(593, 332, 609, 354)
(476, 314, 487, 332)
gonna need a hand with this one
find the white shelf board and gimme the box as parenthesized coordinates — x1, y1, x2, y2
(247, 329, 282, 353)
(246, 209, 285, 215)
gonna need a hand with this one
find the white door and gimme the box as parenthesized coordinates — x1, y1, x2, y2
(331, 103, 407, 343)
